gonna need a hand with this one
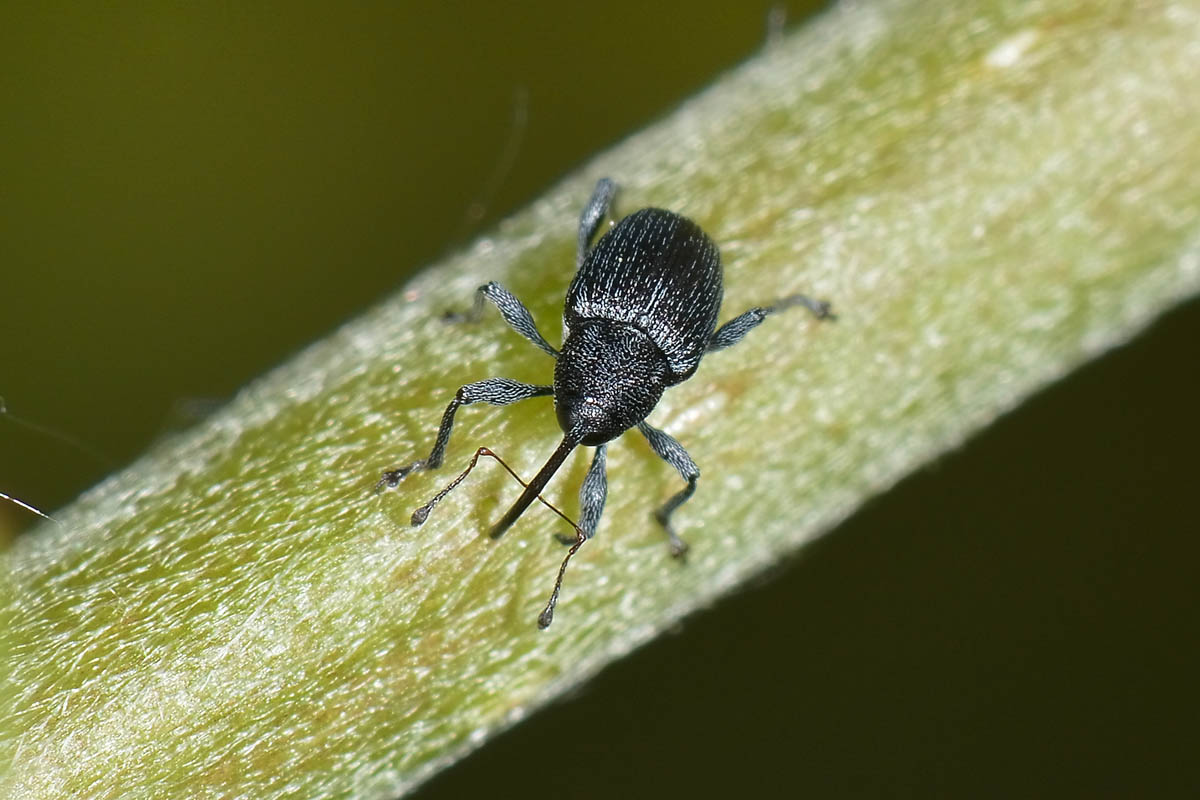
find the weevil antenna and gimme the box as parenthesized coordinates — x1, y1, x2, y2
(538, 525, 585, 629)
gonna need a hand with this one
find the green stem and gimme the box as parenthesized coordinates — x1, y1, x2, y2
(4, 0, 1198, 797)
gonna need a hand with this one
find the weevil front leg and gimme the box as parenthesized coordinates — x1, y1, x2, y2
(636, 422, 699, 558)
(376, 378, 552, 491)
(707, 293, 834, 352)
(554, 443, 608, 545)
(541, 444, 608, 628)
(577, 444, 608, 539)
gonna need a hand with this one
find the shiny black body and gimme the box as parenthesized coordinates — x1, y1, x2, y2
(556, 208, 722, 446)
(378, 178, 831, 627)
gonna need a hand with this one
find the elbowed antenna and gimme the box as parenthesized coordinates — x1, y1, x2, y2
(489, 434, 579, 539)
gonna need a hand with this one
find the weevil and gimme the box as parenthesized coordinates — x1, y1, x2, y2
(377, 178, 832, 627)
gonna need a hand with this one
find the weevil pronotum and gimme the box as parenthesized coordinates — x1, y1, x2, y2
(378, 179, 832, 627)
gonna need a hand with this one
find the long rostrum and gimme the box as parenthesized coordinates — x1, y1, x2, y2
(488, 434, 579, 539)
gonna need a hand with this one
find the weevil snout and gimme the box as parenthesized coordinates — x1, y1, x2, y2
(554, 392, 626, 447)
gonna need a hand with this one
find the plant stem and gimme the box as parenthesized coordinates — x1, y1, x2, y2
(3, 0, 1199, 797)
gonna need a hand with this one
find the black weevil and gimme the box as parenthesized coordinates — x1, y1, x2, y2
(378, 178, 832, 627)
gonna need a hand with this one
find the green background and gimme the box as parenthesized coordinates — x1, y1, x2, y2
(2, 2, 1197, 796)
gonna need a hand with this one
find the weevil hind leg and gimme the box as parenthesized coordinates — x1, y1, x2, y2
(774, 293, 835, 321)
(707, 293, 833, 352)
(376, 378, 552, 492)
(636, 422, 699, 558)
(577, 178, 617, 267)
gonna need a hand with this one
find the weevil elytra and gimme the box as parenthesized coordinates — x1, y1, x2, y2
(378, 178, 832, 627)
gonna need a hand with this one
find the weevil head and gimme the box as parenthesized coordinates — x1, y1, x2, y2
(554, 319, 669, 446)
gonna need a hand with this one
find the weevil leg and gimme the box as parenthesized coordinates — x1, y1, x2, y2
(707, 293, 834, 352)
(578, 444, 608, 539)
(554, 444, 608, 545)
(376, 378, 552, 491)
(444, 282, 559, 358)
(542, 444, 607, 627)
(636, 422, 699, 558)
(577, 178, 617, 267)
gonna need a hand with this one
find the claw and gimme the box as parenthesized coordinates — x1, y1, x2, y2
(375, 460, 425, 494)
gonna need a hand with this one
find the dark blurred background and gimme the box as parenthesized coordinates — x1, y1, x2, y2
(2, 3, 1197, 797)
